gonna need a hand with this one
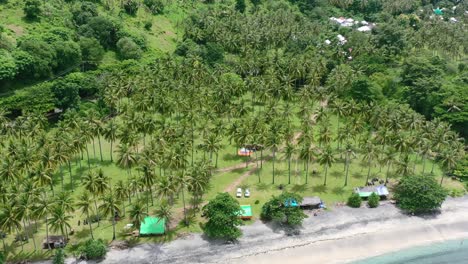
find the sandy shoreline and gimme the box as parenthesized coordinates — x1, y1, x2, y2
(38, 196, 468, 264)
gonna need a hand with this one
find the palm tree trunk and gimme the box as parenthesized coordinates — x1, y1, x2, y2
(92, 138, 96, 159)
(87, 211, 94, 239)
(68, 161, 73, 191)
(22, 219, 29, 241)
(288, 157, 291, 184)
(93, 198, 100, 227)
(422, 155, 427, 174)
(110, 140, 114, 162)
(60, 166, 64, 191)
(323, 166, 328, 186)
(112, 210, 116, 241)
(85, 147, 91, 171)
(181, 187, 187, 226)
(272, 150, 276, 184)
(98, 135, 103, 162)
(305, 160, 309, 184)
(385, 162, 391, 184)
(344, 155, 350, 187)
(16, 227, 23, 251)
(365, 160, 371, 185)
(45, 216, 50, 250)
(215, 153, 219, 168)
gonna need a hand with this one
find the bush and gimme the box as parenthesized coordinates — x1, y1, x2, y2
(52, 249, 65, 264)
(144, 20, 153, 30)
(54, 41, 82, 72)
(202, 192, 243, 240)
(78, 16, 121, 48)
(394, 175, 448, 214)
(18, 37, 57, 79)
(51, 78, 80, 110)
(123, 0, 139, 15)
(261, 192, 307, 226)
(79, 37, 104, 69)
(347, 193, 362, 208)
(23, 0, 41, 19)
(0, 251, 5, 264)
(368, 193, 380, 208)
(0, 50, 18, 82)
(144, 0, 164, 14)
(116, 37, 142, 60)
(80, 239, 107, 260)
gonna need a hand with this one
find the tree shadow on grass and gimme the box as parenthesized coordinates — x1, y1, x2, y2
(352, 172, 364, 179)
(256, 182, 271, 191)
(331, 171, 342, 179)
(290, 184, 308, 193)
(222, 153, 245, 162)
(74, 228, 91, 240)
(9, 250, 51, 263)
(332, 187, 346, 196)
(311, 185, 328, 194)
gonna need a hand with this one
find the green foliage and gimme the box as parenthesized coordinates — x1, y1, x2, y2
(123, 0, 139, 15)
(51, 78, 81, 110)
(202, 42, 224, 65)
(347, 193, 362, 208)
(79, 37, 105, 68)
(235, 0, 246, 13)
(144, 20, 153, 31)
(0, 50, 17, 82)
(117, 37, 142, 60)
(0, 83, 54, 114)
(349, 77, 383, 102)
(54, 41, 82, 71)
(52, 249, 65, 264)
(143, 0, 164, 15)
(18, 37, 57, 79)
(394, 175, 448, 214)
(23, 0, 42, 19)
(80, 239, 107, 260)
(202, 192, 243, 240)
(72, 2, 99, 26)
(372, 21, 407, 55)
(368, 192, 380, 208)
(0, 251, 4, 264)
(78, 16, 121, 49)
(261, 192, 307, 226)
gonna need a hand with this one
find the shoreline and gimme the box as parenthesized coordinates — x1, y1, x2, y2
(38, 196, 468, 264)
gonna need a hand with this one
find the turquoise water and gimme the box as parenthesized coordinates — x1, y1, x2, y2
(354, 239, 468, 264)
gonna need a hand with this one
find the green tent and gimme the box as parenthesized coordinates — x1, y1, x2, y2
(434, 8, 443, 15)
(239, 205, 252, 219)
(140, 217, 165, 235)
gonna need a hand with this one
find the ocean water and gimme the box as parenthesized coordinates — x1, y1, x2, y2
(353, 239, 468, 264)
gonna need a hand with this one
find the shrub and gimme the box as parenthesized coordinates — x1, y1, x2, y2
(54, 41, 82, 72)
(0, 50, 18, 82)
(51, 78, 80, 110)
(144, 20, 153, 31)
(347, 193, 362, 208)
(202, 193, 242, 240)
(0, 251, 5, 264)
(116, 37, 142, 60)
(81, 239, 107, 260)
(79, 16, 121, 48)
(123, 0, 139, 15)
(23, 0, 41, 19)
(52, 249, 65, 264)
(261, 192, 307, 226)
(144, 0, 164, 14)
(79, 37, 104, 68)
(394, 175, 448, 214)
(368, 193, 380, 208)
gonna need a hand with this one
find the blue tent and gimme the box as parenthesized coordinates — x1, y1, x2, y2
(284, 198, 298, 207)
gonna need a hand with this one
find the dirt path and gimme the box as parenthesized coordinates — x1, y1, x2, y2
(215, 162, 252, 173)
(224, 166, 259, 193)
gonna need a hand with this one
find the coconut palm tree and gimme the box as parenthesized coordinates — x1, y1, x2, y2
(75, 192, 94, 239)
(154, 200, 172, 232)
(283, 141, 296, 184)
(49, 205, 72, 240)
(114, 180, 129, 217)
(116, 142, 137, 178)
(318, 146, 335, 186)
(82, 171, 100, 226)
(103, 121, 118, 162)
(128, 201, 148, 231)
(362, 141, 378, 185)
(139, 165, 155, 212)
(266, 122, 283, 184)
(439, 148, 461, 186)
(33, 194, 54, 250)
(0, 158, 20, 183)
(342, 143, 356, 187)
(99, 190, 121, 241)
(0, 202, 22, 251)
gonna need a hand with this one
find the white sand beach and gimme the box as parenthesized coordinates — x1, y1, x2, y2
(41, 196, 468, 264)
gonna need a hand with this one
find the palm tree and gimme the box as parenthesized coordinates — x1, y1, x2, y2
(34, 194, 54, 250)
(0, 158, 20, 183)
(99, 190, 121, 241)
(139, 165, 155, 212)
(342, 143, 356, 187)
(154, 200, 172, 232)
(266, 122, 283, 184)
(128, 201, 148, 231)
(299, 142, 315, 184)
(318, 146, 335, 186)
(75, 192, 95, 239)
(116, 142, 137, 177)
(203, 133, 223, 167)
(156, 175, 177, 205)
(49, 205, 72, 240)
(103, 120, 118, 162)
(283, 142, 295, 184)
(114, 180, 129, 217)
(383, 147, 398, 184)
(362, 141, 378, 185)
(439, 148, 460, 186)
(173, 171, 191, 226)
(82, 171, 100, 226)
(0, 203, 22, 251)
(53, 141, 69, 191)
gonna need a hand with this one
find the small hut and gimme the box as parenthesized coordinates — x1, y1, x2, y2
(238, 147, 253, 157)
(354, 185, 389, 199)
(139, 217, 166, 236)
(42, 235, 66, 249)
(299, 197, 323, 209)
(238, 205, 253, 220)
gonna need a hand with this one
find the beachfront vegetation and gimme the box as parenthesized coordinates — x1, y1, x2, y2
(347, 193, 362, 208)
(202, 193, 243, 240)
(79, 239, 107, 260)
(0, 0, 466, 261)
(52, 249, 64, 264)
(394, 175, 448, 214)
(261, 192, 307, 226)
(368, 193, 380, 208)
